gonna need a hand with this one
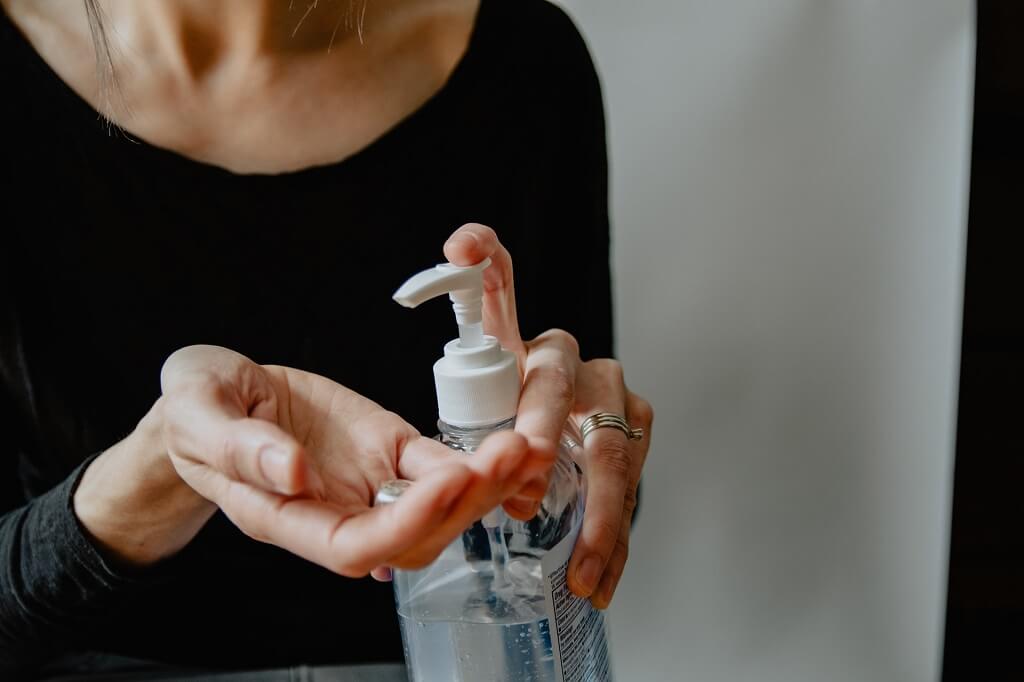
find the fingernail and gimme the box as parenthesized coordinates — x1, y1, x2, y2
(598, 577, 614, 602)
(576, 555, 603, 596)
(260, 445, 294, 493)
(448, 231, 478, 254)
(598, 577, 617, 608)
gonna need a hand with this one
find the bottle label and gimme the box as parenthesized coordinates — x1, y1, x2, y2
(542, 518, 613, 682)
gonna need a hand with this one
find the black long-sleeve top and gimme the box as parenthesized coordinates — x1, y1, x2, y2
(0, 0, 613, 676)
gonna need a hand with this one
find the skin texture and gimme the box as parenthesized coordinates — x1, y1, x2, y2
(156, 345, 557, 576)
(4, 0, 480, 173)
(5, 0, 653, 607)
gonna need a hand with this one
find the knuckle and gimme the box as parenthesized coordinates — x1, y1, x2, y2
(533, 364, 575, 404)
(160, 345, 196, 378)
(218, 435, 244, 481)
(161, 347, 213, 388)
(631, 396, 654, 428)
(590, 358, 624, 384)
(545, 328, 581, 357)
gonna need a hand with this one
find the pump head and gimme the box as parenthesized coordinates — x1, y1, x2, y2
(394, 259, 521, 427)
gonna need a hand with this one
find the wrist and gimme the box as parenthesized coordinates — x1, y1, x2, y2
(73, 398, 216, 567)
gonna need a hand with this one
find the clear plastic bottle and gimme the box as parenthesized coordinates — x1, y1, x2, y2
(382, 260, 613, 682)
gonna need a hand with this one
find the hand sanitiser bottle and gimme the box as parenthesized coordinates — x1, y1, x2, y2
(378, 259, 612, 682)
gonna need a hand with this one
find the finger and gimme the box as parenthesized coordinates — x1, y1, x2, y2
(213, 460, 475, 577)
(370, 566, 393, 582)
(503, 472, 552, 520)
(590, 391, 653, 606)
(397, 425, 555, 523)
(500, 435, 555, 518)
(163, 383, 306, 495)
(503, 495, 540, 521)
(623, 390, 654, 478)
(517, 474, 551, 501)
(591, 492, 635, 609)
(394, 432, 552, 486)
(160, 344, 252, 392)
(385, 432, 556, 569)
(213, 432, 554, 577)
(567, 359, 630, 598)
(570, 435, 630, 598)
(394, 434, 462, 480)
(340, 431, 543, 573)
(515, 330, 580, 450)
(443, 223, 526, 357)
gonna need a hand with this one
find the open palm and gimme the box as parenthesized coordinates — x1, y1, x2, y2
(160, 345, 553, 576)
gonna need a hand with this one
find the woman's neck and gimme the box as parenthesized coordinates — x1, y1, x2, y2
(103, 0, 388, 81)
(4, 0, 479, 174)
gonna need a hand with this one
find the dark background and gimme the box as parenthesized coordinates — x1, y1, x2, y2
(942, 2, 1024, 680)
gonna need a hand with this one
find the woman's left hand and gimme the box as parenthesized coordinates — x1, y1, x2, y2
(444, 223, 654, 609)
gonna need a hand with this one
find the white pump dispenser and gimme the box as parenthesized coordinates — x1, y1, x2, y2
(393, 258, 521, 428)
(387, 259, 614, 682)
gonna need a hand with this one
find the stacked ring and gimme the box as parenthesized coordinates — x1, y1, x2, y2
(580, 412, 644, 442)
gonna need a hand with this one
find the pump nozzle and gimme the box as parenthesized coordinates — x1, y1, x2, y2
(393, 258, 491, 348)
(393, 257, 520, 428)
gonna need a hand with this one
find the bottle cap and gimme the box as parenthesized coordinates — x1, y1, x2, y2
(393, 259, 520, 427)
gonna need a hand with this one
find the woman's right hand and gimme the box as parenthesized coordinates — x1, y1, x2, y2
(74, 344, 553, 575)
(156, 345, 554, 576)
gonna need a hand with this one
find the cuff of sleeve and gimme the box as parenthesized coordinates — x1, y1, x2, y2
(0, 455, 189, 671)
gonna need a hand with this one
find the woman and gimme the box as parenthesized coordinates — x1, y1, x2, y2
(0, 0, 652, 676)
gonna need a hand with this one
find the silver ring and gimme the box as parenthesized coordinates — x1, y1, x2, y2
(580, 412, 644, 442)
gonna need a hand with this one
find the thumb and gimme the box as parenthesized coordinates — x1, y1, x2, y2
(161, 345, 308, 495)
(443, 223, 526, 360)
(223, 417, 308, 495)
(164, 390, 308, 496)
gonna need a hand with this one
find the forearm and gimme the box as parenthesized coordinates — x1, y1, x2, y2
(0, 400, 215, 673)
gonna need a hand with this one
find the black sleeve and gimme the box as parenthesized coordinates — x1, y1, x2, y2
(0, 457, 150, 674)
(560, 49, 614, 363)
(564, 18, 614, 362)
(0, 217, 148, 676)
(521, 2, 646, 519)
(517, 2, 614, 361)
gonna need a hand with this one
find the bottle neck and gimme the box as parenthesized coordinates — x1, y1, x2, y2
(438, 417, 515, 452)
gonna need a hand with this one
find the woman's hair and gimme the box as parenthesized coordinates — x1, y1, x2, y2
(82, 0, 120, 120)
